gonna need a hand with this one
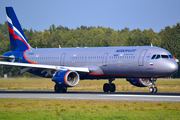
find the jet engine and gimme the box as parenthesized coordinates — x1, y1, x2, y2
(52, 70, 79, 87)
(126, 78, 152, 87)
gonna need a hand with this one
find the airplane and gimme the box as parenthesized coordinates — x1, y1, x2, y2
(0, 7, 178, 93)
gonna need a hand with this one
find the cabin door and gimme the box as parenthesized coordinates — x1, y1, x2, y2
(60, 53, 66, 66)
(102, 52, 109, 66)
(138, 49, 148, 66)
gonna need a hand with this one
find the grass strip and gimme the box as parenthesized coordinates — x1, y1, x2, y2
(0, 98, 180, 120)
(0, 78, 180, 93)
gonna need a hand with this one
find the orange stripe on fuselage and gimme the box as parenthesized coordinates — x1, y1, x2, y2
(89, 73, 104, 75)
(89, 73, 164, 78)
(23, 50, 37, 64)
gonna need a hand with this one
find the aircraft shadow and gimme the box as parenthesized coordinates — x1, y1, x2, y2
(0, 90, 179, 96)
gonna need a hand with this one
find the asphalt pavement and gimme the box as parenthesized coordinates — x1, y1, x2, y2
(0, 90, 180, 102)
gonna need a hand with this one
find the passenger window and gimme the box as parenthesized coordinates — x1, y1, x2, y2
(161, 55, 169, 58)
(156, 54, 161, 59)
(151, 55, 156, 59)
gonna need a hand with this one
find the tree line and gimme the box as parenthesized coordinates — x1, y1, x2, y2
(0, 22, 180, 77)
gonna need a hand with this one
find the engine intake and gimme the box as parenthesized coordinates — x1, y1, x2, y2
(126, 78, 152, 87)
(52, 70, 79, 87)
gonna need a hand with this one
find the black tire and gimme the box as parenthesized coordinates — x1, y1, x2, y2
(154, 87, 158, 93)
(54, 84, 60, 93)
(110, 83, 116, 92)
(150, 87, 154, 93)
(103, 83, 110, 92)
(61, 87, 67, 93)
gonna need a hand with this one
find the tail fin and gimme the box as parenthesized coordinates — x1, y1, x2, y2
(6, 7, 32, 51)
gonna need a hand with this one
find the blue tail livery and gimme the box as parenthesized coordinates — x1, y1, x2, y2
(0, 7, 178, 93)
(6, 7, 31, 51)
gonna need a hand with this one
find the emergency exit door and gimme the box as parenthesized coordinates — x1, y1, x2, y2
(102, 53, 109, 66)
(60, 53, 66, 66)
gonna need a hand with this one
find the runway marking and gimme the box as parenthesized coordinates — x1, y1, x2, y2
(100, 95, 180, 98)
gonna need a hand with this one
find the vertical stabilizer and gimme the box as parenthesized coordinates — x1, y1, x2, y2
(6, 7, 32, 51)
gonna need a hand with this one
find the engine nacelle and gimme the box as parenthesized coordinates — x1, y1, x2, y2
(52, 70, 79, 87)
(126, 78, 152, 87)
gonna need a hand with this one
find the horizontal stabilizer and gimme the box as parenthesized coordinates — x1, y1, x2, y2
(0, 55, 16, 59)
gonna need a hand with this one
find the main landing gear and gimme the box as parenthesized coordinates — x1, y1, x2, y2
(149, 78, 158, 93)
(103, 78, 116, 92)
(54, 84, 67, 93)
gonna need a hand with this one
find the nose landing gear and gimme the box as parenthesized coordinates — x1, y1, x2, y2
(149, 78, 157, 93)
(103, 78, 116, 92)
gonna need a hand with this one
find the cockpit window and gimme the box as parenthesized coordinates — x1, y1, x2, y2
(155, 54, 161, 59)
(151, 55, 156, 59)
(151, 54, 173, 59)
(169, 55, 173, 59)
(161, 55, 169, 58)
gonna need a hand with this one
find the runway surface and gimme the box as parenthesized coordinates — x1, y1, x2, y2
(0, 90, 180, 102)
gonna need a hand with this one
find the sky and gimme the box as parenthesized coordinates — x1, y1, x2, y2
(0, 0, 180, 33)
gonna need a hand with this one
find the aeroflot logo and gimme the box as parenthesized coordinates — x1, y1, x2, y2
(116, 49, 136, 52)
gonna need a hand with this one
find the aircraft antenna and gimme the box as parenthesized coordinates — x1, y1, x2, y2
(59, 45, 61, 48)
(151, 43, 153, 47)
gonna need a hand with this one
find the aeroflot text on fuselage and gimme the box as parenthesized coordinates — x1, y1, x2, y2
(116, 49, 136, 52)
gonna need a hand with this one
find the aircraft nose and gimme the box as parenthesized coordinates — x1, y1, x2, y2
(167, 61, 178, 75)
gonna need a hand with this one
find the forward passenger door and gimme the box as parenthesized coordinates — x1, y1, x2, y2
(138, 49, 148, 66)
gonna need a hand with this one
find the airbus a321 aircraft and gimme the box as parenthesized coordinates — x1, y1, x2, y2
(1, 7, 178, 93)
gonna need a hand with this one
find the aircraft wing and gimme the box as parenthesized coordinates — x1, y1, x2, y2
(0, 61, 89, 75)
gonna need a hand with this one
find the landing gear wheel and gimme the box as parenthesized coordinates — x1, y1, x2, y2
(154, 87, 158, 93)
(149, 78, 158, 93)
(61, 87, 67, 93)
(150, 87, 154, 93)
(54, 84, 67, 93)
(54, 84, 60, 93)
(103, 83, 110, 92)
(110, 83, 116, 92)
(103, 78, 116, 92)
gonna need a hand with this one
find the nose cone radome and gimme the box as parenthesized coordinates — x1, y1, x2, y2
(167, 61, 178, 75)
